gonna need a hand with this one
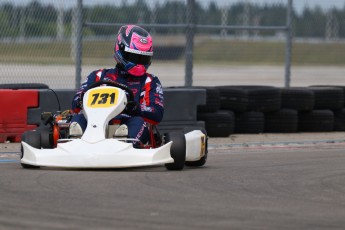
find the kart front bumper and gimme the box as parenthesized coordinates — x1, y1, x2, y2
(21, 139, 173, 168)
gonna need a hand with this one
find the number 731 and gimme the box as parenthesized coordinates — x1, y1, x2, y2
(90, 93, 116, 105)
(86, 87, 119, 108)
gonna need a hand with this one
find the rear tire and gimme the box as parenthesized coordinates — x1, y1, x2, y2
(164, 132, 186, 171)
(21, 130, 41, 169)
(37, 126, 53, 149)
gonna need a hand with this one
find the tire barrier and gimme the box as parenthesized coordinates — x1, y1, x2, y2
(334, 109, 345, 131)
(235, 111, 264, 134)
(217, 86, 248, 112)
(197, 85, 345, 137)
(298, 110, 334, 132)
(310, 85, 345, 107)
(264, 109, 298, 133)
(280, 87, 314, 111)
(308, 87, 344, 110)
(236, 86, 281, 113)
(217, 85, 281, 113)
(195, 87, 220, 113)
(197, 110, 234, 137)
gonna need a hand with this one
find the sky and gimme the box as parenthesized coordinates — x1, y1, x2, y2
(3, 0, 345, 13)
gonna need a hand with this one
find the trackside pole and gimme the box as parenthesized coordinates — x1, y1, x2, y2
(75, 0, 83, 89)
(185, 0, 195, 87)
(285, 0, 293, 87)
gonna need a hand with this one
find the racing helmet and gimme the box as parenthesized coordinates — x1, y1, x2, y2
(114, 25, 153, 76)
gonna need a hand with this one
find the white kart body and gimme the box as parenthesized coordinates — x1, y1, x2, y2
(21, 86, 206, 168)
(21, 139, 173, 168)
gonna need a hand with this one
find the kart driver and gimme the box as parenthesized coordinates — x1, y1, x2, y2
(69, 25, 164, 147)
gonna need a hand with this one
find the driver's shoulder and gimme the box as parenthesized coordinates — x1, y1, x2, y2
(145, 73, 161, 83)
(97, 68, 118, 81)
(146, 72, 158, 78)
(100, 68, 116, 75)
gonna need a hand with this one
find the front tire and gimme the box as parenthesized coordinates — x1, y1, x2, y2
(21, 130, 41, 169)
(164, 132, 186, 171)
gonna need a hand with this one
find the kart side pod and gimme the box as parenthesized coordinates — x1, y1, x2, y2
(185, 130, 207, 161)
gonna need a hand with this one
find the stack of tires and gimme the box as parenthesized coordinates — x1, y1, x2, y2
(196, 85, 345, 137)
(196, 87, 235, 137)
(301, 86, 344, 132)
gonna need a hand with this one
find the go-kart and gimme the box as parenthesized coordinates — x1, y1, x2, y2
(20, 80, 207, 170)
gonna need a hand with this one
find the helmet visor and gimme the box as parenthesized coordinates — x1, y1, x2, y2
(122, 47, 152, 65)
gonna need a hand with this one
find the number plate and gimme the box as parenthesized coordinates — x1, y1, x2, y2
(86, 88, 119, 108)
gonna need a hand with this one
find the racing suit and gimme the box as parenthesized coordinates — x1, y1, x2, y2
(71, 65, 164, 147)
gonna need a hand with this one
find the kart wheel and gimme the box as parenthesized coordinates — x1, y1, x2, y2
(164, 132, 186, 171)
(37, 126, 53, 149)
(20, 130, 41, 169)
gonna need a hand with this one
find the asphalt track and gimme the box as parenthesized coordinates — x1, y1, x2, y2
(1, 138, 345, 230)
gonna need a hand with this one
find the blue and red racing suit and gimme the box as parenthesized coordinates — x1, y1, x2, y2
(71, 66, 164, 146)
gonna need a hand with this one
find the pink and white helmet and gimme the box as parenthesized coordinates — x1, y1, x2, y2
(114, 25, 153, 76)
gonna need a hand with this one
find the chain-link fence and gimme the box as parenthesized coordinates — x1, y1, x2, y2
(0, 0, 344, 89)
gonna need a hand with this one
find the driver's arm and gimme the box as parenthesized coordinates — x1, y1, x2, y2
(71, 69, 104, 113)
(139, 75, 164, 125)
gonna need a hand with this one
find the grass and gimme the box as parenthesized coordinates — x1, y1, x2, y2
(194, 39, 345, 65)
(292, 42, 345, 65)
(0, 38, 344, 66)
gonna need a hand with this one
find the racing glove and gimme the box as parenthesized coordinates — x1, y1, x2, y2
(72, 96, 83, 113)
(123, 101, 141, 116)
(76, 99, 83, 110)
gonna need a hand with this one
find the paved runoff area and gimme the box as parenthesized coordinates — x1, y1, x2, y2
(1, 132, 345, 229)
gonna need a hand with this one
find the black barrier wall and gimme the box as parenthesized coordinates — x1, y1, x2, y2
(27, 90, 76, 126)
(27, 88, 206, 133)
